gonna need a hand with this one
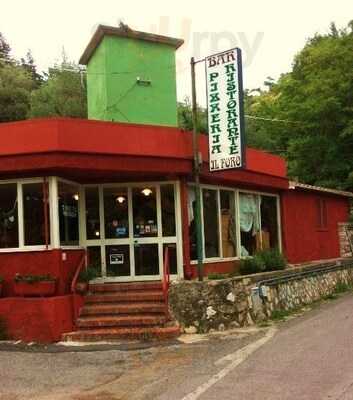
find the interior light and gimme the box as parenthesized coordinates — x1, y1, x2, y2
(116, 196, 126, 204)
(73, 194, 79, 201)
(95, 231, 100, 237)
(141, 188, 153, 196)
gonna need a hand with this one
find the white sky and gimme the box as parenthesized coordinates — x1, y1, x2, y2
(1, 0, 352, 106)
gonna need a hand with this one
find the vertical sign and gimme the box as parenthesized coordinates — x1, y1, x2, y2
(206, 48, 245, 171)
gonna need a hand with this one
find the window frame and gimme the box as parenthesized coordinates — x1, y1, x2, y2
(0, 177, 52, 253)
(189, 183, 282, 263)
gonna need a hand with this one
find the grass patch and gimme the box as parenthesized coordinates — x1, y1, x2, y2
(270, 309, 293, 321)
(334, 282, 352, 294)
(323, 293, 338, 301)
(257, 320, 272, 328)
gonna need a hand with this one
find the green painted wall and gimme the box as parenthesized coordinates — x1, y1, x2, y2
(87, 36, 178, 127)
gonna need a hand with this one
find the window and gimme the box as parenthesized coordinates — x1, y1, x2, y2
(85, 187, 100, 240)
(0, 184, 18, 248)
(132, 187, 157, 238)
(316, 198, 327, 230)
(239, 193, 261, 256)
(220, 190, 237, 258)
(188, 184, 281, 261)
(202, 188, 220, 258)
(161, 184, 176, 237)
(104, 187, 129, 239)
(23, 183, 48, 246)
(58, 181, 79, 246)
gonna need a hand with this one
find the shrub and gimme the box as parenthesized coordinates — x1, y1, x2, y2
(239, 255, 265, 275)
(239, 248, 286, 275)
(258, 248, 286, 271)
(78, 266, 99, 283)
(14, 274, 56, 283)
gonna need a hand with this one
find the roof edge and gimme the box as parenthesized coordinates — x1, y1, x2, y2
(79, 24, 184, 65)
(289, 181, 353, 198)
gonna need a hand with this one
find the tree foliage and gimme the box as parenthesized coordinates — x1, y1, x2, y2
(30, 60, 87, 118)
(245, 21, 353, 190)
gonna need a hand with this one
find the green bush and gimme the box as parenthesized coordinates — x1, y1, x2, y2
(239, 248, 286, 275)
(240, 255, 265, 275)
(258, 248, 286, 271)
(78, 266, 99, 283)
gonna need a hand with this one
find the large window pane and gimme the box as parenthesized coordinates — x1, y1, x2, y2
(85, 187, 100, 240)
(163, 243, 177, 275)
(23, 183, 47, 246)
(104, 188, 129, 239)
(87, 246, 102, 277)
(220, 190, 237, 258)
(133, 187, 157, 238)
(202, 189, 220, 258)
(161, 185, 176, 237)
(0, 184, 18, 248)
(58, 181, 79, 246)
(260, 195, 279, 249)
(239, 193, 261, 256)
(134, 244, 159, 275)
(106, 245, 130, 277)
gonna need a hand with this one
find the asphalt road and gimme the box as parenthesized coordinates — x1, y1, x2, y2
(0, 293, 352, 400)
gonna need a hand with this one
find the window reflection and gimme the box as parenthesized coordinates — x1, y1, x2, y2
(104, 188, 129, 239)
(161, 185, 176, 237)
(0, 184, 18, 248)
(85, 187, 100, 240)
(23, 183, 47, 246)
(133, 187, 157, 238)
(58, 181, 79, 246)
(220, 190, 236, 258)
(203, 189, 220, 258)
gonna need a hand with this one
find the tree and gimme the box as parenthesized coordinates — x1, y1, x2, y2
(177, 96, 208, 134)
(0, 32, 11, 63)
(244, 21, 353, 190)
(20, 50, 43, 88)
(30, 60, 87, 118)
(0, 63, 33, 122)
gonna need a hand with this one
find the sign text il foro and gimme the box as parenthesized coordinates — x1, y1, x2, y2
(206, 48, 245, 171)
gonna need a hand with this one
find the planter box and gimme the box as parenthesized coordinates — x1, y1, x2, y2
(14, 281, 56, 297)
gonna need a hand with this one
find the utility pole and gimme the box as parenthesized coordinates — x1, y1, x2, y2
(190, 57, 204, 281)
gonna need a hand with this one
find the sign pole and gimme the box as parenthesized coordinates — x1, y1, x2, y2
(190, 57, 204, 281)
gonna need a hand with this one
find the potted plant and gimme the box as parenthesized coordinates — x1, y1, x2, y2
(14, 274, 57, 297)
(0, 276, 3, 297)
(76, 266, 99, 294)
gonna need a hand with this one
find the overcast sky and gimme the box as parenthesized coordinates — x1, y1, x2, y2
(1, 0, 352, 105)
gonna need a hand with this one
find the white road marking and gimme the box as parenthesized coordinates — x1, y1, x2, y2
(180, 327, 277, 400)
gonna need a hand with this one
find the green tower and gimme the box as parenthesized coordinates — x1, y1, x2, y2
(79, 24, 184, 127)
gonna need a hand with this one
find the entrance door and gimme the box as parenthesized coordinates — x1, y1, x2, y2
(82, 182, 182, 282)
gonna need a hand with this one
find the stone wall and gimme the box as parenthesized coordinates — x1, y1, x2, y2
(168, 259, 353, 333)
(338, 223, 353, 258)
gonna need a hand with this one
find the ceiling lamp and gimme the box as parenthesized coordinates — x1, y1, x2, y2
(116, 196, 126, 204)
(73, 194, 79, 201)
(141, 188, 153, 197)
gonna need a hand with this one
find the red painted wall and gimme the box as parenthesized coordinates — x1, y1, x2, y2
(0, 295, 80, 343)
(0, 249, 84, 296)
(281, 190, 349, 263)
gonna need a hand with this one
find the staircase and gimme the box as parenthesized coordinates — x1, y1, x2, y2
(62, 281, 180, 342)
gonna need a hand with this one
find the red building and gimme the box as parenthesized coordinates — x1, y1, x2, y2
(0, 25, 351, 342)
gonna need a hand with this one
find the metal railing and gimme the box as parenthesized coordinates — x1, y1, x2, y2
(71, 250, 87, 294)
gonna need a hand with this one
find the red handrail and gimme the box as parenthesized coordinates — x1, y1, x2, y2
(162, 245, 171, 319)
(71, 250, 87, 294)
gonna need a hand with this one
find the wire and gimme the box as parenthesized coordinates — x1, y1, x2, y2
(245, 114, 301, 124)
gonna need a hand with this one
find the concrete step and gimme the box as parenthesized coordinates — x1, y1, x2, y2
(85, 290, 164, 304)
(62, 326, 180, 342)
(76, 314, 166, 328)
(80, 302, 166, 316)
(89, 282, 163, 293)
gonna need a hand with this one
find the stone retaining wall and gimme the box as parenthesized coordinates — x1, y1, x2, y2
(338, 223, 353, 258)
(168, 259, 353, 333)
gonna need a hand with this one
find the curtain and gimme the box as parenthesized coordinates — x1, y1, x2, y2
(239, 193, 260, 234)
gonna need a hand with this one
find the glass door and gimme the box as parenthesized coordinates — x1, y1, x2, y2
(82, 182, 181, 282)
